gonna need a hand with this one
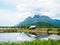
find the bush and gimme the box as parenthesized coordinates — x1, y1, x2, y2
(57, 29, 60, 35)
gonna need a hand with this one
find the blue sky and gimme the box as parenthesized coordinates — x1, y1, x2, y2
(0, 0, 60, 26)
(0, 0, 19, 26)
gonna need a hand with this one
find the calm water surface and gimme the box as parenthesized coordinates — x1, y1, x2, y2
(0, 33, 60, 42)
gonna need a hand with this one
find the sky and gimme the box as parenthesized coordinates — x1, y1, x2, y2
(0, 0, 60, 26)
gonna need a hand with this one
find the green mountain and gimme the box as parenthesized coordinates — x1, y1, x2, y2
(31, 22, 55, 28)
(17, 15, 60, 28)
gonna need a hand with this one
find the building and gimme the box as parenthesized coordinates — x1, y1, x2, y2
(29, 25, 36, 30)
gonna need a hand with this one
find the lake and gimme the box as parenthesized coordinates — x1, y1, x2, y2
(0, 33, 35, 42)
(0, 32, 60, 42)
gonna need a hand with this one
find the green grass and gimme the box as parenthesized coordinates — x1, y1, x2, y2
(0, 39, 60, 45)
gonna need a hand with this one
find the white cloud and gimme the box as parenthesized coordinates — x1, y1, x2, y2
(0, 9, 20, 26)
(0, 0, 20, 26)
(0, 0, 60, 26)
(16, 0, 60, 18)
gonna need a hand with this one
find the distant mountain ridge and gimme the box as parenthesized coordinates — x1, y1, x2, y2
(17, 15, 60, 27)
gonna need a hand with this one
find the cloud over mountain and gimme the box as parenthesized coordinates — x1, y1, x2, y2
(0, 0, 60, 26)
(17, 0, 60, 19)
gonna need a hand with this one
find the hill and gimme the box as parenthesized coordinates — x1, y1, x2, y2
(17, 15, 60, 28)
(32, 22, 55, 28)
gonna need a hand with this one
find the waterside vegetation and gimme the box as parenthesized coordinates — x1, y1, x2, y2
(0, 39, 60, 45)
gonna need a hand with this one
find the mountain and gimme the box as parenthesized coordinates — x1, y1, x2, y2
(18, 17, 36, 26)
(31, 22, 55, 28)
(17, 15, 60, 27)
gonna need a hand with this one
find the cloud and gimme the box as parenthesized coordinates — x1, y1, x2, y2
(0, 9, 20, 26)
(0, 0, 18, 5)
(0, 0, 60, 26)
(0, 0, 19, 26)
(16, 0, 60, 19)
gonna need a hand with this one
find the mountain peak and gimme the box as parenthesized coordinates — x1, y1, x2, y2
(17, 14, 60, 27)
(25, 16, 32, 20)
(33, 15, 40, 18)
(33, 15, 52, 21)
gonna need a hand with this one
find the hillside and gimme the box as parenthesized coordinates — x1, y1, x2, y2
(17, 15, 60, 27)
(32, 22, 55, 28)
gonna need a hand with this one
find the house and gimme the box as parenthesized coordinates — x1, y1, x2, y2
(29, 25, 36, 30)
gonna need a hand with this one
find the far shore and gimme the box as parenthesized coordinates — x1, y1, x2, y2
(0, 28, 60, 35)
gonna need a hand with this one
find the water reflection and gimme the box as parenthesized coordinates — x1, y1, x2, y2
(0, 33, 60, 42)
(40, 34, 60, 40)
(17, 32, 35, 41)
(0, 33, 35, 42)
(0, 33, 19, 42)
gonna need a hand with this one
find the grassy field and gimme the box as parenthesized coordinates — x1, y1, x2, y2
(0, 28, 60, 34)
(0, 39, 60, 45)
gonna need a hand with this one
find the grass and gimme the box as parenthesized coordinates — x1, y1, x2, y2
(0, 28, 60, 35)
(0, 39, 60, 45)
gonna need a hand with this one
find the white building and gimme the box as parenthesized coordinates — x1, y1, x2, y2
(29, 25, 36, 29)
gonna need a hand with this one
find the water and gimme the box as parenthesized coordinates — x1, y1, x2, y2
(0, 33, 19, 42)
(40, 34, 60, 40)
(0, 33, 60, 42)
(0, 33, 35, 42)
